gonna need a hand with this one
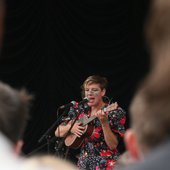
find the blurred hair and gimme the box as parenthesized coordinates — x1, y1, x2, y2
(130, 70, 170, 153)
(145, 0, 170, 64)
(129, 0, 170, 153)
(22, 155, 77, 170)
(0, 81, 33, 144)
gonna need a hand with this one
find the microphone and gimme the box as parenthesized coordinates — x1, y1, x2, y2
(59, 98, 89, 109)
(59, 101, 76, 109)
(78, 97, 89, 105)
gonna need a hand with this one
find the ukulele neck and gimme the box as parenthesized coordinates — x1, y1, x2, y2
(82, 115, 96, 126)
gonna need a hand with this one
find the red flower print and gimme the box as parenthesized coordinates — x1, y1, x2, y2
(90, 126, 101, 140)
(100, 150, 113, 157)
(78, 113, 84, 119)
(120, 118, 126, 125)
(106, 160, 116, 170)
(73, 102, 79, 108)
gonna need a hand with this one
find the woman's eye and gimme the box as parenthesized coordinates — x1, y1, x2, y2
(85, 89, 100, 93)
(92, 89, 99, 92)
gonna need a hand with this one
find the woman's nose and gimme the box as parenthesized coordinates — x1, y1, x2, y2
(87, 90, 95, 95)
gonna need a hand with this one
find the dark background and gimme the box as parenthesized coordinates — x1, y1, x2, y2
(0, 0, 150, 160)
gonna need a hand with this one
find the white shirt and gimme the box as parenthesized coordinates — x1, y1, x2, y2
(0, 132, 26, 170)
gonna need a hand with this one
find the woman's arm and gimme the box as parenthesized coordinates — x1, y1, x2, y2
(101, 121, 118, 150)
(55, 121, 72, 137)
(96, 109, 118, 149)
(55, 120, 85, 138)
(95, 102, 126, 150)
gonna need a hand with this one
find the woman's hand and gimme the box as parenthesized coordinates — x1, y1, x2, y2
(95, 109, 108, 124)
(70, 121, 85, 137)
(94, 102, 119, 124)
(106, 102, 119, 111)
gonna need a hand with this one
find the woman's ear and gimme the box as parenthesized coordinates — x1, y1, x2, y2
(101, 88, 106, 96)
(124, 129, 141, 161)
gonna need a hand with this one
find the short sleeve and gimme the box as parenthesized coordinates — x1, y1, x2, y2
(108, 107, 126, 138)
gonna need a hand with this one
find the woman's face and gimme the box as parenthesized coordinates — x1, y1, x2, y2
(84, 83, 105, 107)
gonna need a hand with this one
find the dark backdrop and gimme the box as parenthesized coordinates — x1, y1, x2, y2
(0, 0, 150, 158)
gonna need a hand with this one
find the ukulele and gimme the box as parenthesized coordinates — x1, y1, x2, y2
(64, 102, 118, 149)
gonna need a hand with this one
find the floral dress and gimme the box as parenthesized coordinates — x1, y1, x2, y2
(64, 103, 126, 170)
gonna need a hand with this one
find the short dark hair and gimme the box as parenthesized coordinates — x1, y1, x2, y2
(81, 75, 108, 98)
(0, 81, 32, 144)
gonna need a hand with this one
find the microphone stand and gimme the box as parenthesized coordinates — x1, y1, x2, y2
(37, 108, 65, 155)
(27, 136, 56, 156)
(56, 108, 80, 159)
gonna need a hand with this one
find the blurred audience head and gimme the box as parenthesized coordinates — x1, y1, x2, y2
(125, 0, 170, 161)
(125, 52, 170, 160)
(0, 81, 32, 154)
(145, 0, 170, 66)
(22, 155, 77, 170)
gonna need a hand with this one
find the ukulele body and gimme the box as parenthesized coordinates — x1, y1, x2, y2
(65, 115, 94, 149)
